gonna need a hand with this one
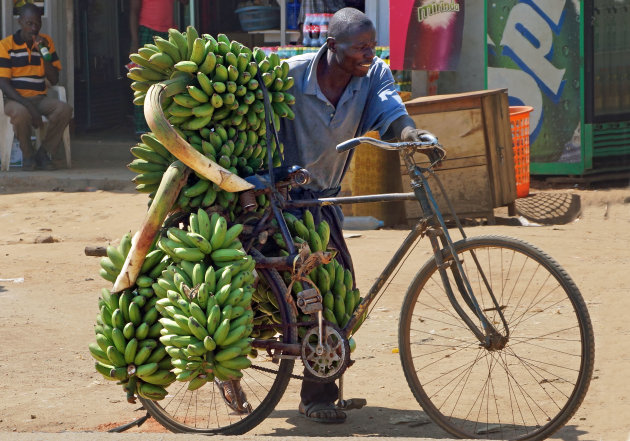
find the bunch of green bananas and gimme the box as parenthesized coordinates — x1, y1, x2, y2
(98, 232, 171, 286)
(89, 287, 174, 402)
(153, 209, 256, 389)
(254, 211, 364, 347)
(250, 282, 283, 339)
(127, 27, 293, 215)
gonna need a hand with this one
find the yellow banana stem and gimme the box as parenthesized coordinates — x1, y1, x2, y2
(144, 83, 254, 193)
(113, 161, 190, 292)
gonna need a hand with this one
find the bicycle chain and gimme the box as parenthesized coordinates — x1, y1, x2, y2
(250, 363, 304, 381)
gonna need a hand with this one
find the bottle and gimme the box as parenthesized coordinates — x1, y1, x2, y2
(37, 40, 52, 62)
(302, 13, 313, 46)
(310, 13, 321, 46)
(342, 216, 384, 230)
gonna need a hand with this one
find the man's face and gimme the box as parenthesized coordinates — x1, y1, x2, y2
(18, 11, 42, 43)
(332, 25, 376, 77)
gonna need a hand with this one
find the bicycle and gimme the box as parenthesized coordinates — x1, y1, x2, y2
(135, 128, 594, 440)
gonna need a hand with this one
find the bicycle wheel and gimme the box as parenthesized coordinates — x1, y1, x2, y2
(140, 263, 297, 435)
(399, 235, 594, 441)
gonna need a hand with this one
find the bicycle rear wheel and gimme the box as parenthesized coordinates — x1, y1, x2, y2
(399, 235, 594, 441)
(139, 264, 296, 435)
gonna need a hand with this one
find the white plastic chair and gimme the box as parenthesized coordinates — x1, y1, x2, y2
(0, 85, 71, 171)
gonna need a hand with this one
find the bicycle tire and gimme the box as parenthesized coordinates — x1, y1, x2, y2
(139, 261, 296, 435)
(398, 235, 594, 441)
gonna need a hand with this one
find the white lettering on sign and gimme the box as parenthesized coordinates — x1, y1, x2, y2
(487, 67, 542, 132)
(499, 2, 566, 101)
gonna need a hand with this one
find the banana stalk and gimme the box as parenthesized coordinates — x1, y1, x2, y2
(113, 161, 190, 292)
(144, 83, 253, 193)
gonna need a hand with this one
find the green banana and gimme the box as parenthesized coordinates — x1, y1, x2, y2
(106, 345, 126, 367)
(212, 318, 231, 345)
(138, 369, 176, 385)
(214, 345, 241, 362)
(219, 355, 251, 370)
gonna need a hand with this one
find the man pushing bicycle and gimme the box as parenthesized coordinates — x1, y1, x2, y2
(219, 7, 436, 424)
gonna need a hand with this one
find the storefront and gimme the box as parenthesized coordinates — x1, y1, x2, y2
(4, 1, 625, 177)
(486, 0, 630, 175)
(0, 1, 389, 133)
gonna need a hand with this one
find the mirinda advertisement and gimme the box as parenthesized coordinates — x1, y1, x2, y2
(390, 0, 465, 71)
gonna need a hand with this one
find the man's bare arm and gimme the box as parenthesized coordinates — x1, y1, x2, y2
(0, 77, 43, 128)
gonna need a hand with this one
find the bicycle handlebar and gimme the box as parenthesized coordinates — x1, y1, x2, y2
(336, 136, 446, 165)
(336, 136, 440, 152)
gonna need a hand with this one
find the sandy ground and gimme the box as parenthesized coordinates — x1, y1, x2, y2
(0, 184, 629, 440)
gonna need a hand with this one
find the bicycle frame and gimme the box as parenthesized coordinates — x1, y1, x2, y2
(255, 146, 510, 353)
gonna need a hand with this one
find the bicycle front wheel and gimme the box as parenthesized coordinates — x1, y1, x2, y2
(399, 235, 594, 441)
(139, 264, 296, 435)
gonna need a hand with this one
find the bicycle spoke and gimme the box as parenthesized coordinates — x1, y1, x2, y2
(410, 311, 472, 332)
(439, 347, 487, 418)
(416, 343, 484, 382)
(510, 289, 572, 333)
(505, 347, 571, 410)
(509, 335, 582, 357)
(494, 350, 536, 435)
(409, 326, 476, 346)
(509, 348, 581, 374)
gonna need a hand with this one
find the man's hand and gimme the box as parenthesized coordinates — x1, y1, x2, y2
(32, 34, 48, 48)
(400, 126, 438, 144)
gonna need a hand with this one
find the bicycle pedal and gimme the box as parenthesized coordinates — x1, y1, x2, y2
(336, 398, 367, 410)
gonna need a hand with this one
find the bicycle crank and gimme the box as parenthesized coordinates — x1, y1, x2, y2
(300, 323, 350, 382)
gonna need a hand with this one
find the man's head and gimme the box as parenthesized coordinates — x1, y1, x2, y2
(327, 8, 376, 77)
(18, 4, 43, 44)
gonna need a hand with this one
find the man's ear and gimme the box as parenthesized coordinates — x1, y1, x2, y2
(327, 37, 336, 53)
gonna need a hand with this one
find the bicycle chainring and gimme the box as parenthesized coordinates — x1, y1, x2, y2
(300, 324, 350, 383)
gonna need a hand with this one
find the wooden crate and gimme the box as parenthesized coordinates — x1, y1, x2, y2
(402, 89, 516, 224)
(339, 132, 405, 226)
(339, 92, 412, 226)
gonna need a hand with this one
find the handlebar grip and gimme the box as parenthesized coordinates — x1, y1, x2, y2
(336, 138, 363, 153)
(420, 134, 439, 145)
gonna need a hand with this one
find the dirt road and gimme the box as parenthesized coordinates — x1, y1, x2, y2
(0, 186, 629, 439)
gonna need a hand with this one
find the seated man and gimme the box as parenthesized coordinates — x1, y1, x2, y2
(0, 4, 73, 170)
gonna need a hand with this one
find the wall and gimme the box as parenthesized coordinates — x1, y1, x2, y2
(366, 0, 390, 46)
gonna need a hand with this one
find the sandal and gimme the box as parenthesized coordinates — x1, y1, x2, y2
(215, 379, 252, 414)
(299, 401, 347, 424)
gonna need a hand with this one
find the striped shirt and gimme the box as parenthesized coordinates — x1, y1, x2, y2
(0, 31, 62, 97)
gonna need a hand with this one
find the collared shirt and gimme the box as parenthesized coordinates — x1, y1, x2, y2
(279, 44, 407, 191)
(0, 31, 61, 97)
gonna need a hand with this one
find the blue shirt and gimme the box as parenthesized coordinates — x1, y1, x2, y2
(279, 44, 407, 191)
